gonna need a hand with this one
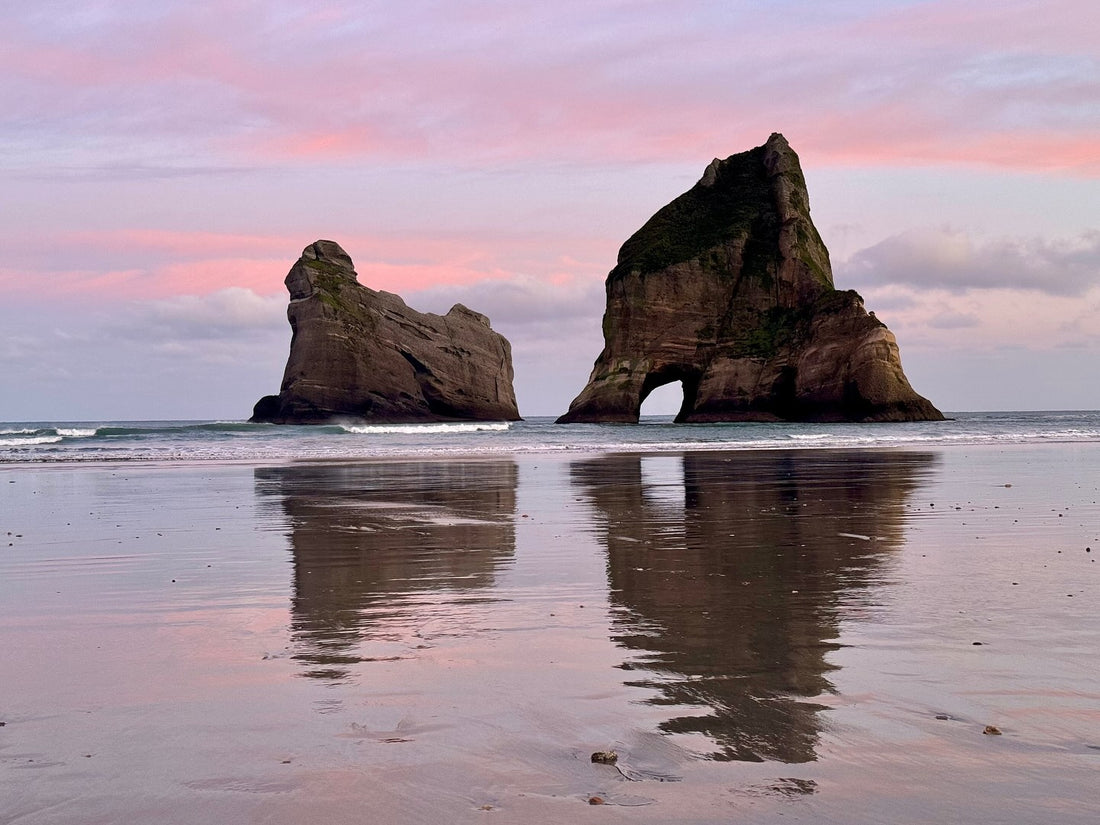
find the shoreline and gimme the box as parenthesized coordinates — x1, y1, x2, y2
(3, 411, 1100, 467)
(3, 436, 1099, 472)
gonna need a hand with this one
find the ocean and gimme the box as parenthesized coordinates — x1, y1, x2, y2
(3, 409, 1100, 463)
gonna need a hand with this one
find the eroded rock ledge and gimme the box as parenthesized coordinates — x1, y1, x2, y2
(558, 133, 943, 423)
(251, 240, 520, 424)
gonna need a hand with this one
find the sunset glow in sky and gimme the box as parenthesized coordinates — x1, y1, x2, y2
(3, 0, 1098, 419)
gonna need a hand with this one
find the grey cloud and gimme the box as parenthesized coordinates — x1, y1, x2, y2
(407, 276, 606, 330)
(0, 333, 40, 361)
(927, 311, 981, 330)
(111, 288, 287, 342)
(842, 229, 1100, 296)
(0, 297, 286, 419)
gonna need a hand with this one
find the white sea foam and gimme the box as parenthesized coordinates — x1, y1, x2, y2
(341, 422, 511, 435)
(0, 435, 63, 447)
(2, 413, 1098, 464)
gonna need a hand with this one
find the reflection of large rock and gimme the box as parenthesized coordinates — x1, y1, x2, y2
(255, 461, 517, 681)
(251, 240, 520, 424)
(559, 134, 943, 423)
(571, 450, 935, 762)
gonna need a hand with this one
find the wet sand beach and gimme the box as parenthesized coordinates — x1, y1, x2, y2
(2, 445, 1098, 823)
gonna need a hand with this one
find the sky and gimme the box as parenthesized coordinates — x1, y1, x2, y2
(2, 0, 1098, 420)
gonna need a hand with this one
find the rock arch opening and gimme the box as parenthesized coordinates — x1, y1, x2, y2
(639, 380, 684, 418)
(639, 369, 700, 422)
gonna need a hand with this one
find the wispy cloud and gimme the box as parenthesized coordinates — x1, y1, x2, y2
(3, 0, 1097, 173)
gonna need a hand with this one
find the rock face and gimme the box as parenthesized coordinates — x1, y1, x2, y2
(251, 240, 520, 424)
(558, 133, 943, 423)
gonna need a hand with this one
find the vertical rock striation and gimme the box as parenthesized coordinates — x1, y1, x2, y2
(558, 134, 943, 423)
(251, 240, 520, 423)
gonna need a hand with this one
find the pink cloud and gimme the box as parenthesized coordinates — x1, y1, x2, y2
(801, 125, 1100, 175)
(4, 2, 1096, 174)
(0, 226, 613, 302)
(0, 259, 283, 302)
(57, 229, 300, 259)
(0, 256, 486, 302)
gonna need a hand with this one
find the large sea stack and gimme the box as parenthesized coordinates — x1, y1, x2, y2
(251, 240, 520, 424)
(558, 134, 943, 423)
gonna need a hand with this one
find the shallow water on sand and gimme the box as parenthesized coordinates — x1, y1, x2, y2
(1, 445, 1097, 823)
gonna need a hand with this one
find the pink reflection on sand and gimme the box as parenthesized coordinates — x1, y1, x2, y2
(3, 606, 291, 710)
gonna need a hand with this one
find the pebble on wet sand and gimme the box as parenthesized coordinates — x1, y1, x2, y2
(983, 725, 1002, 736)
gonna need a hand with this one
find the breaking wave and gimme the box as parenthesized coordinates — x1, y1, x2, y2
(341, 422, 512, 435)
(0, 435, 63, 447)
(57, 428, 98, 438)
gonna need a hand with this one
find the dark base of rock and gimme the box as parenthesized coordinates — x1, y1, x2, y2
(250, 395, 520, 425)
(558, 405, 945, 425)
(674, 400, 945, 425)
(250, 395, 283, 423)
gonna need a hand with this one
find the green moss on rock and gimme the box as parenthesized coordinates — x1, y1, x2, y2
(611, 145, 775, 280)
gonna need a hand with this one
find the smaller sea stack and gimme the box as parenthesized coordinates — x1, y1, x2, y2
(251, 240, 520, 424)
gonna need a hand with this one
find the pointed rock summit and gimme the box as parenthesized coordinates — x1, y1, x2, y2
(251, 240, 520, 423)
(558, 134, 943, 423)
